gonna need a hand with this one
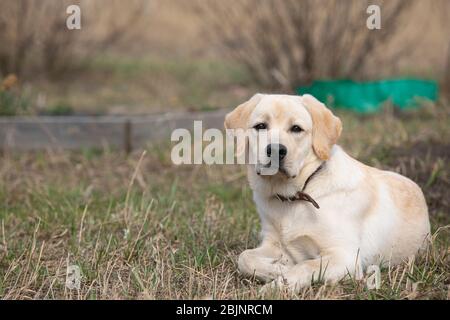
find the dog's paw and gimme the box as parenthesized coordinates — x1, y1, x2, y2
(259, 276, 286, 295)
(260, 273, 312, 296)
(274, 254, 292, 266)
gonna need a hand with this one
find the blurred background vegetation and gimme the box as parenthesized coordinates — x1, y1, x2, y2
(0, 0, 449, 299)
(0, 0, 449, 115)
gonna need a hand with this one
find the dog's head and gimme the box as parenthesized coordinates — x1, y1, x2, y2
(224, 94, 342, 179)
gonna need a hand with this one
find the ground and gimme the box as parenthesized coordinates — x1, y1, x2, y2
(18, 56, 256, 116)
(0, 101, 449, 300)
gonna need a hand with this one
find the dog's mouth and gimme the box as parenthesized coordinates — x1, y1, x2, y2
(255, 161, 296, 179)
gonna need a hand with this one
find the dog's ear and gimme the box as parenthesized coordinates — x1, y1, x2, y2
(302, 94, 342, 160)
(224, 94, 263, 130)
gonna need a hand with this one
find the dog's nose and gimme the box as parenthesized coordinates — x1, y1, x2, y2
(266, 143, 287, 161)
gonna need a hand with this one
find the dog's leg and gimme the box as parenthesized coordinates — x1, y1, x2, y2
(238, 243, 292, 282)
(263, 249, 361, 292)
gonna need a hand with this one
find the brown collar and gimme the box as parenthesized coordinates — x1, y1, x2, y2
(275, 163, 325, 209)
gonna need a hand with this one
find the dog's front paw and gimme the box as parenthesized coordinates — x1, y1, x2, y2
(275, 254, 292, 266)
(259, 276, 287, 295)
(260, 271, 312, 295)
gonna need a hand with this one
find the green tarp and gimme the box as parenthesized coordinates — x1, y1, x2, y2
(297, 79, 438, 113)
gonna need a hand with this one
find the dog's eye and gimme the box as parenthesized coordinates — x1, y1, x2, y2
(253, 123, 267, 131)
(290, 125, 303, 133)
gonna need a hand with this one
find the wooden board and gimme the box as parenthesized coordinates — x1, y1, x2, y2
(0, 110, 228, 151)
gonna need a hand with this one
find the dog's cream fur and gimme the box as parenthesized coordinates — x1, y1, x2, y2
(225, 94, 430, 291)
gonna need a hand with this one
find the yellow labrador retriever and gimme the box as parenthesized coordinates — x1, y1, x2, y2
(225, 93, 430, 291)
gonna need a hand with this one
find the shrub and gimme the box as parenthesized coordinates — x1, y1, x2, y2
(191, 0, 420, 90)
(0, 0, 149, 79)
(0, 74, 29, 116)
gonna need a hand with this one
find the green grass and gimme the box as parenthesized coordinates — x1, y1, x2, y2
(24, 55, 255, 115)
(0, 102, 449, 299)
(0, 89, 29, 116)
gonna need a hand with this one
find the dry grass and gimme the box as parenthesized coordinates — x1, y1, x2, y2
(0, 101, 449, 300)
(1, 0, 448, 300)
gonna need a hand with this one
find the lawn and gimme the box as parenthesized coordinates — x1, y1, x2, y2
(0, 102, 448, 299)
(20, 55, 255, 116)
